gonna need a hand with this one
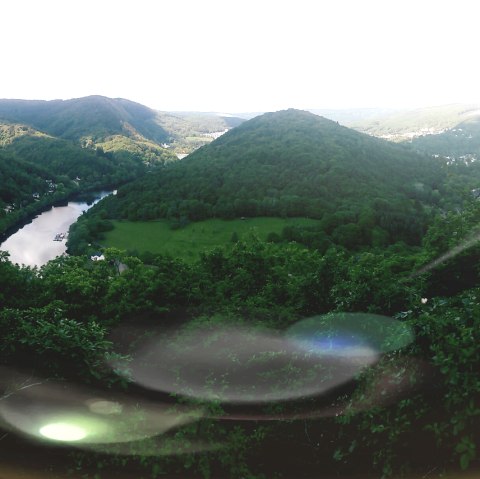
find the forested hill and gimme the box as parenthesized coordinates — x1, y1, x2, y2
(0, 97, 178, 236)
(0, 97, 179, 203)
(0, 95, 169, 143)
(350, 104, 480, 141)
(0, 123, 156, 237)
(348, 103, 480, 169)
(92, 109, 449, 246)
(410, 114, 480, 160)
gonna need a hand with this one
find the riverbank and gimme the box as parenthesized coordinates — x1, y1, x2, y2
(0, 189, 115, 244)
(0, 191, 113, 267)
(0, 190, 76, 243)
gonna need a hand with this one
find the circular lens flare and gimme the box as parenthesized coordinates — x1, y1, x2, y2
(286, 312, 414, 356)
(39, 422, 87, 442)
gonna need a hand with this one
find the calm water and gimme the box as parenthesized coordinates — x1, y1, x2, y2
(0, 192, 111, 267)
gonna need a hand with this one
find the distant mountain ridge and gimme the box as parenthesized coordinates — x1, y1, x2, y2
(0, 96, 250, 156)
(350, 104, 480, 141)
(0, 95, 169, 144)
(0, 96, 181, 191)
(344, 103, 480, 163)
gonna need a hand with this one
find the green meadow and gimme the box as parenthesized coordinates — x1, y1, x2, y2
(102, 217, 320, 261)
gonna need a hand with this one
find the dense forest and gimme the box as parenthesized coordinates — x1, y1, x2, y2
(3, 200, 480, 477)
(411, 116, 480, 160)
(0, 96, 246, 156)
(0, 97, 180, 237)
(0, 96, 170, 143)
(0, 96, 249, 239)
(3, 102, 480, 478)
(69, 109, 476, 256)
(350, 104, 480, 166)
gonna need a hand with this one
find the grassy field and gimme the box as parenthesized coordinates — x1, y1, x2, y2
(102, 217, 319, 261)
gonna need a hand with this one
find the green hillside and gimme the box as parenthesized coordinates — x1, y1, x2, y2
(0, 97, 180, 236)
(72, 109, 452, 254)
(2, 130, 141, 184)
(0, 96, 246, 157)
(0, 95, 169, 143)
(6, 105, 480, 479)
(0, 146, 78, 236)
(0, 96, 177, 166)
(410, 114, 480, 160)
(0, 149, 53, 205)
(349, 103, 480, 173)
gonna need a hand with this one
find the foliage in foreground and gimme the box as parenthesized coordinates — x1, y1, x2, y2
(2, 210, 480, 477)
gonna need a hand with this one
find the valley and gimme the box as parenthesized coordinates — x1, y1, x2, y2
(0, 96, 248, 241)
(2, 96, 480, 479)
(347, 103, 480, 162)
(67, 108, 456, 258)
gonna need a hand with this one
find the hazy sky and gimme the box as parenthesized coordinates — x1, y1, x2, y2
(2, 0, 479, 112)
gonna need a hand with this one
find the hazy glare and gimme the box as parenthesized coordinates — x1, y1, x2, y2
(2, 0, 479, 112)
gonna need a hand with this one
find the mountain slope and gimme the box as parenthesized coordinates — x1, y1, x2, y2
(351, 104, 480, 141)
(0, 97, 178, 175)
(88, 109, 448, 247)
(410, 114, 480, 161)
(0, 95, 169, 143)
(0, 146, 79, 237)
(0, 97, 178, 236)
(0, 96, 248, 157)
(0, 120, 153, 237)
(348, 103, 480, 171)
(0, 149, 52, 205)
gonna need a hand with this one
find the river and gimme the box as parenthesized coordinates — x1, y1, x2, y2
(0, 191, 112, 268)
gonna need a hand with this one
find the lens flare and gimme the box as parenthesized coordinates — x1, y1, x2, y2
(0, 372, 203, 446)
(410, 229, 480, 278)
(109, 316, 407, 404)
(39, 422, 87, 441)
(286, 312, 414, 357)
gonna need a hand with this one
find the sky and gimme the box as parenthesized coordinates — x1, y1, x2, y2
(2, 0, 480, 113)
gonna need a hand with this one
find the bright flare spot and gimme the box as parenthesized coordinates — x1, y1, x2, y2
(86, 399, 123, 415)
(39, 422, 87, 442)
